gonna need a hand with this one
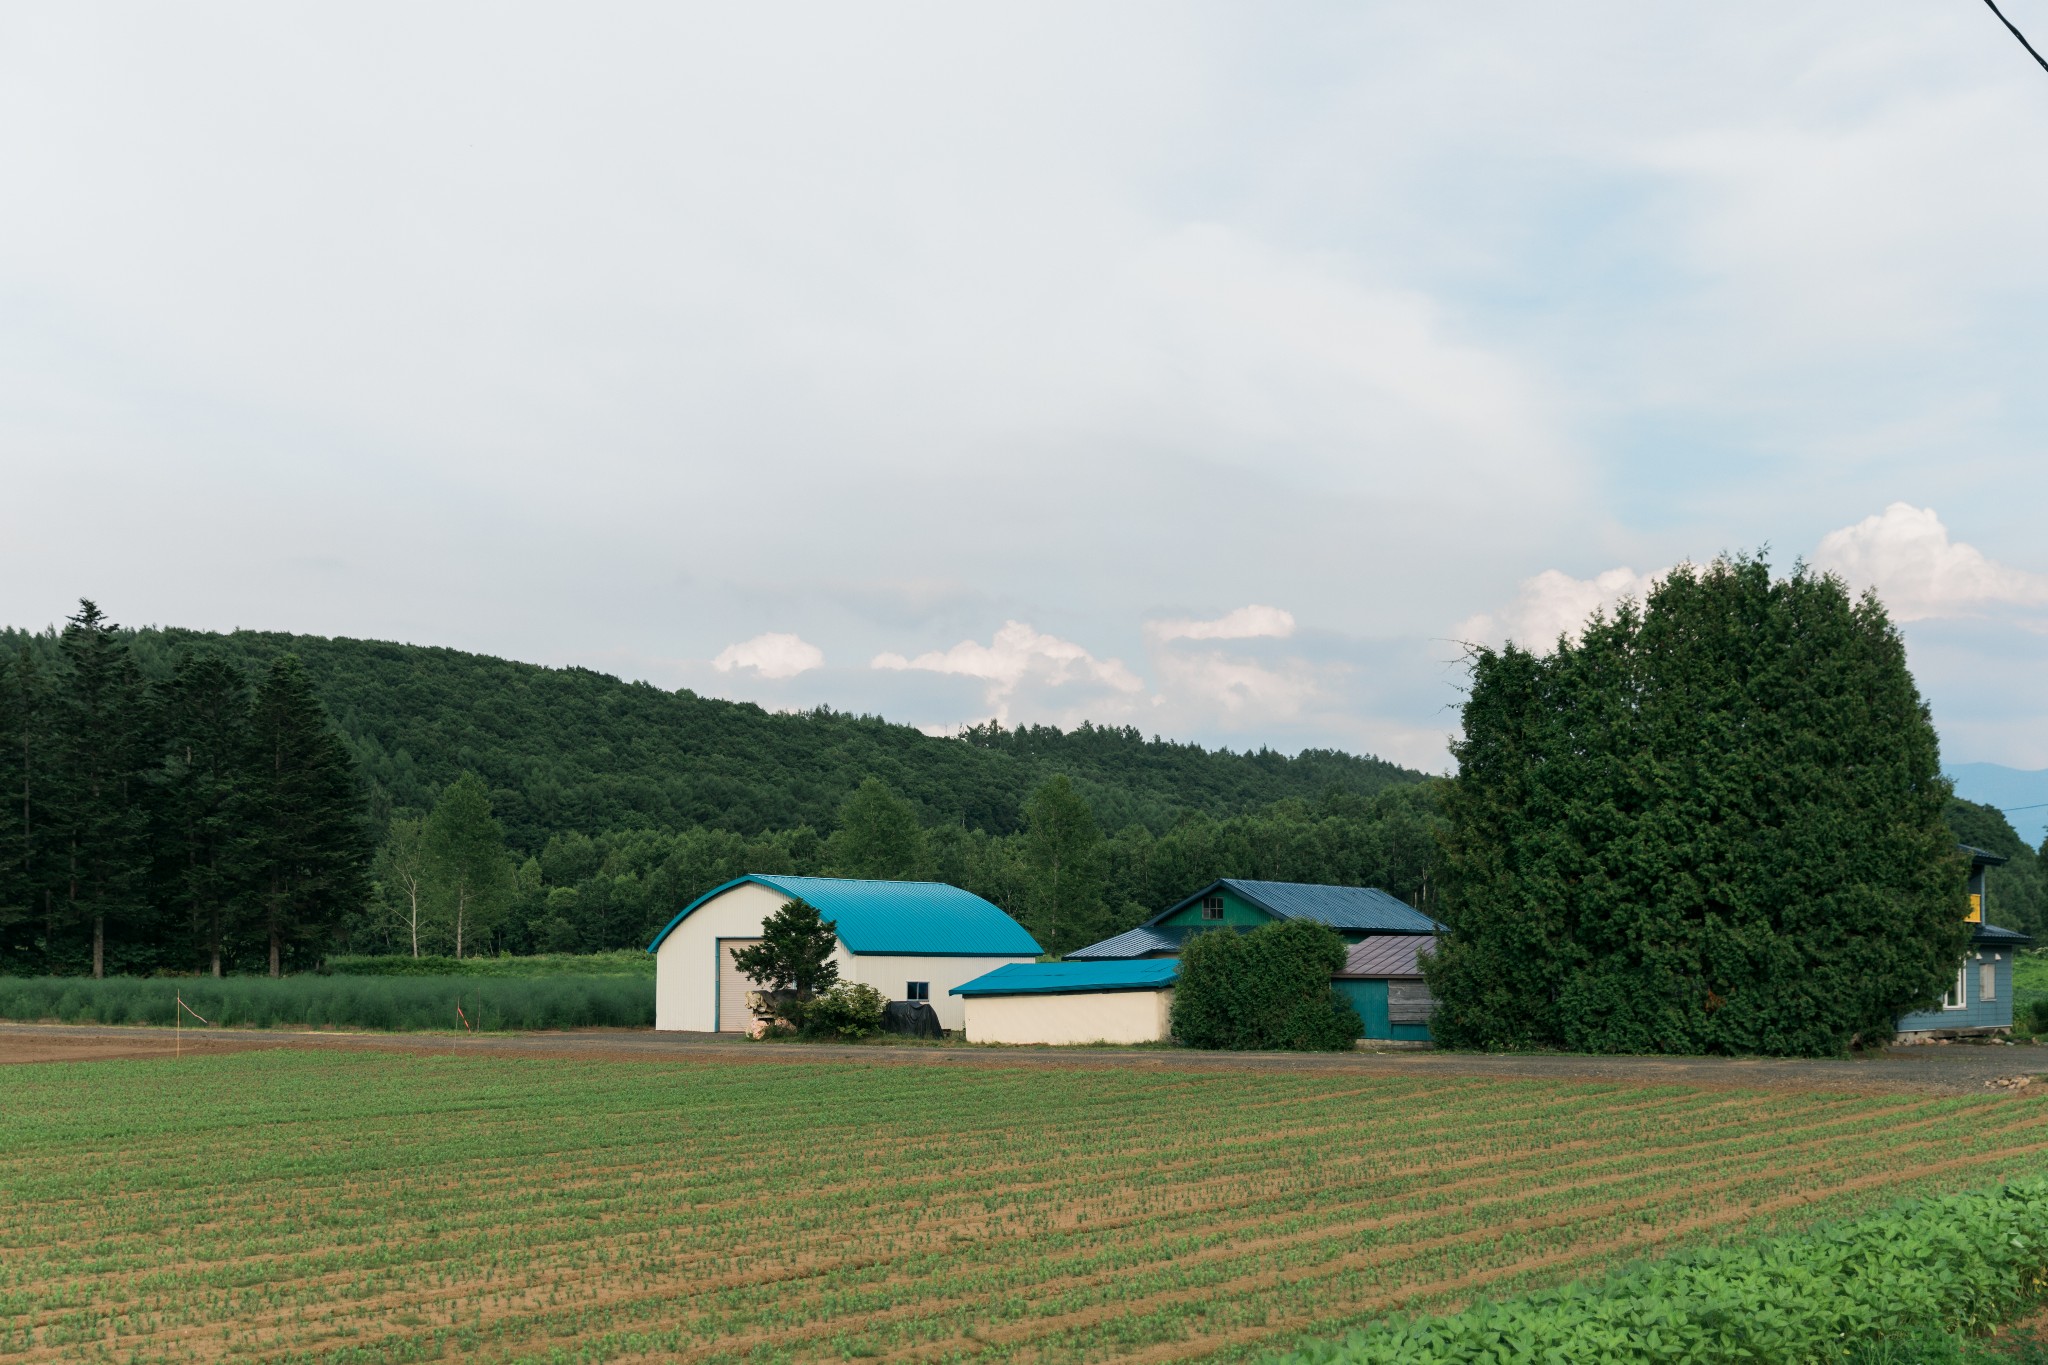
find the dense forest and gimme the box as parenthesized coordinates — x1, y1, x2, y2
(4, 604, 2036, 975)
(0, 608, 1437, 970)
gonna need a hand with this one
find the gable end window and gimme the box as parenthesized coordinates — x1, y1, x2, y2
(906, 981, 929, 1002)
(1201, 896, 1225, 921)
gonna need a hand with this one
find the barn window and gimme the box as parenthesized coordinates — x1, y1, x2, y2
(906, 981, 929, 1001)
(1943, 968, 1966, 1010)
(1980, 963, 1997, 1003)
(1201, 896, 1224, 921)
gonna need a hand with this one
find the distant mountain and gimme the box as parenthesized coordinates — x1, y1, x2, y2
(1949, 763, 2048, 849)
(0, 626, 1428, 851)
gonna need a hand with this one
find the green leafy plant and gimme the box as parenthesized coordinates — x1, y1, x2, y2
(797, 981, 889, 1039)
(1170, 918, 1361, 1051)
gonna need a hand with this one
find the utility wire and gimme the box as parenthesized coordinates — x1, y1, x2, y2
(1982, 0, 2048, 74)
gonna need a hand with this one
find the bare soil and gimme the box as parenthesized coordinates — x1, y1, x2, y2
(3, 1019, 2043, 1094)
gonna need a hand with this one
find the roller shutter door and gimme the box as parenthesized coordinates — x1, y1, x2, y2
(718, 939, 763, 1032)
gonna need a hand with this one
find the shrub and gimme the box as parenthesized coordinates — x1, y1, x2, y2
(1171, 920, 1360, 1051)
(798, 982, 889, 1039)
(1273, 1178, 2048, 1365)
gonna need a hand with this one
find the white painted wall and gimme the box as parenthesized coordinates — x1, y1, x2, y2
(842, 954, 1034, 1031)
(653, 881, 1038, 1032)
(962, 989, 1175, 1045)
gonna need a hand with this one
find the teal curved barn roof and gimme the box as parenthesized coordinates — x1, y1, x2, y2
(646, 874, 1043, 957)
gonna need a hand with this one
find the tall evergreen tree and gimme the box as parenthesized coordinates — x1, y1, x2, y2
(824, 777, 928, 879)
(1428, 556, 1966, 1057)
(244, 655, 371, 976)
(152, 653, 255, 976)
(420, 771, 512, 958)
(0, 648, 58, 968)
(54, 601, 155, 978)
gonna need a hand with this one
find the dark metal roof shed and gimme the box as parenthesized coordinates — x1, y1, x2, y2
(1335, 934, 1436, 980)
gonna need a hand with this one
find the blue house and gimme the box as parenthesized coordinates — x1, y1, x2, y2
(1896, 846, 2032, 1039)
(1065, 878, 1443, 1042)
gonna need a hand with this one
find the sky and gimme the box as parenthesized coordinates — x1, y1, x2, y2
(4, 3, 2047, 774)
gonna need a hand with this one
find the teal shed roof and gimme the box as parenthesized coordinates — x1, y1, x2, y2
(1152, 879, 1444, 935)
(646, 875, 1042, 957)
(950, 959, 1180, 997)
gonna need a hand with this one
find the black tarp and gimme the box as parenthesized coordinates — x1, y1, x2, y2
(881, 1000, 945, 1038)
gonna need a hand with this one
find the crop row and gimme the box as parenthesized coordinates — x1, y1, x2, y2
(3, 1052, 2046, 1365)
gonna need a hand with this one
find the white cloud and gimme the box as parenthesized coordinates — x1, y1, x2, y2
(1814, 504, 2048, 623)
(1149, 650, 1321, 719)
(872, 621, 1143, 721)
(1457, 566, 1664, 651)
(1146, 604, 1296, 644)
(711, 632, 824, 679)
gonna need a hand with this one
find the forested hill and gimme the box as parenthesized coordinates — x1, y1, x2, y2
(26, 626, 1427, 848)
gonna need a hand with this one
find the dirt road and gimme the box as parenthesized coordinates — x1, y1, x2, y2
(3, 1020, 2042, 1095)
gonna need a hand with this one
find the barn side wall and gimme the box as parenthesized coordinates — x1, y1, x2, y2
(845, 953, 1037, 1032)
(963, 989, 1174, 1045)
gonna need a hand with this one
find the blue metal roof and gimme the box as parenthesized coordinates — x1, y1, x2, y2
(646, 875, 1043, 957)
(950, 959, 1180, 997)
(1151, 879, 1445, 934)
(1974, 921, 2032, 947)
(1064, 926, 1183, 959)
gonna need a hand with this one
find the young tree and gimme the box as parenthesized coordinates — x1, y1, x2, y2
(54, 601, 154, 978)
(152, 653, 255, 976)
(1428, 556, 1966, 1057)
(1170, 919, 1361, 1051)
(244, 655, 372, 976)
(372, 817, 430, 957)
(1022, 775, 1108, 954)
(731, 898, 841, 997)
(825, 777, 928, 879)
(420, 771, 513, 958)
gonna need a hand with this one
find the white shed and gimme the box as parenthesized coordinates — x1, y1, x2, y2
(950, 959, 1180, 1045)
(648, 874, 1042, 1033)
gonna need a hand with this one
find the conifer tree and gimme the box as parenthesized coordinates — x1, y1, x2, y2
(244, 655, 370, 976)
(0, 649, 56, 967)
(54, 602, 154, 977)
(1022, 774, 1109, 954)
(1428, 556, 1965, 1057)
(420, 771, 512, 958)
(153, 653, 255, 976)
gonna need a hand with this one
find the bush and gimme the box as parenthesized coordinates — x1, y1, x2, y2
(1273, 1177, 2048, 1365)
(0, 974, 652, 1030)
(1170, 920, 1360, 1051)
(798, 982, 889, 1039)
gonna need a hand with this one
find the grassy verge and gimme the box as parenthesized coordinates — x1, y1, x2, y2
(0, 973, 652, 1030)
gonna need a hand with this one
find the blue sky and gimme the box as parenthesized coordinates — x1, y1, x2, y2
(3, 3, 2046, 772)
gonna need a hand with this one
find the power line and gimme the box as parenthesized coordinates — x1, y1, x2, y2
(1982, 0, 2048, 74)
(2000, 801, 2048, 813)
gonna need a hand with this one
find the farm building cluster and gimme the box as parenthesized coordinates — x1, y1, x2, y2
(649, 847, 2027, 1046)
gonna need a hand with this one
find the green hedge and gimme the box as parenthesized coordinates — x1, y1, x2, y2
(1274, 1178, 2048, 1365)
(0, 974, 652, 1030)
(1170, 919, 1362, 1051)
(322, 950, 654, 978)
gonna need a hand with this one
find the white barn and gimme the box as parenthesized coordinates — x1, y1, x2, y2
(950, 959, 1180, 1045)
(648, 874, 1042, 1033)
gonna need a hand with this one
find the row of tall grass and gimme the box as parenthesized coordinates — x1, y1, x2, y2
(320, 949, 654, 978)
(0, 974, 652, 1031)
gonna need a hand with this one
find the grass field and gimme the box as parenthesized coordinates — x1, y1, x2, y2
(0, 973, 652, 1030)
(5, 1052, 2048, 1365)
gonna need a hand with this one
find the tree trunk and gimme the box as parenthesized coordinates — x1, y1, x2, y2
(455, 893, 465, 960)
(92, 913, 104, 979)
(269, 928, 281, 979)
(408, 881, 420, 958)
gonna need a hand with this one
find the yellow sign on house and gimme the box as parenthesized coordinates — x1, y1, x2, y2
(1968, 892, 1983, 924)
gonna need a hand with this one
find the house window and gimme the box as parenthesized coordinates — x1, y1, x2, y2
(906, 981, 929, 1001)
(1201, 896, 1224, 921)
(1980, 963, 1997, 1003)
(1943, 967, 1967, 1010)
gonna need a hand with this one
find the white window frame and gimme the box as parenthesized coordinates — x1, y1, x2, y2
(1943, 966, 1967, 1011)
(905, 981, 929, 1002)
